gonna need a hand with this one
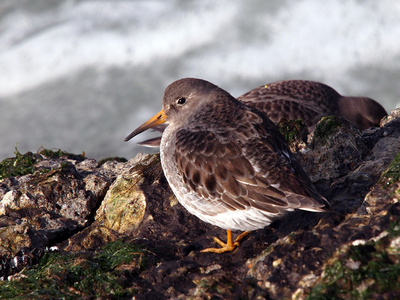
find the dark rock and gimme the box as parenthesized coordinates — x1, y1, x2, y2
(0, 109, 399, 298)
(0, 150, 116, 277)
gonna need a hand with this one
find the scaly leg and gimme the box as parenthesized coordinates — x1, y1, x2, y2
(201, 230, 251, 253)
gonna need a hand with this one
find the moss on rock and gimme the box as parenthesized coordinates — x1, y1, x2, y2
(311, 115, 345, 148)
(308, 221, 400, 299)
(277, 119, 308, 152)
(0, 147, 85, 180)
(0, 240, 145, 299)
(380, 151, 400, 187)
(0, 148, 39, 179)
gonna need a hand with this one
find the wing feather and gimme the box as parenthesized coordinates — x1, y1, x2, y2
(174, 106, 329, 214)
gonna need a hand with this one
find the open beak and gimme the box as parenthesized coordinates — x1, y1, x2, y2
(124, 109, 167, 142)
(138, 136, 162, 147)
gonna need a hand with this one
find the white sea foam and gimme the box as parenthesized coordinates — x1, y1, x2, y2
(183, 0, 400, 91)
(0, 1, 236, 97)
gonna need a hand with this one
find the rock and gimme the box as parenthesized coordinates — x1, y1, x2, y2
(301, 115, 369, 182)
(0, 110, 399, 299)
(0, 150, 115, 276)
(246, 150, 400, 299)
(380, 107, 400, 127)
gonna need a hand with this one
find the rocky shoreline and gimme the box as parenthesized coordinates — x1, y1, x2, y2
(1, 109, 399, 299)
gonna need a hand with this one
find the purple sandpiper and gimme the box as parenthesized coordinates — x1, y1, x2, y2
(238, 80, 387, 131)
(125, 78, 330, 253)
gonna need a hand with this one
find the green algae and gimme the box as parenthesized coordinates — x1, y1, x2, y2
(96, 240, 145, 270)
(37, 148, 86, 161)
(277, 119, 307, 145)
(307, 221, 400, 299)
(0, 241, 145, 299)
(37, 148, 70, 159)
(311, 115, 343, 148)
(380, 151, 400, 187)
(0, 147, 39, 179)
(0, 147, 86, 180)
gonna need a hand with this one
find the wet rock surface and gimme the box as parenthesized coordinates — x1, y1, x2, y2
(0, 109, 399, 299)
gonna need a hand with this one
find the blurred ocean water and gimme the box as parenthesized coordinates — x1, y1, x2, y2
(0, 0, 399, 160)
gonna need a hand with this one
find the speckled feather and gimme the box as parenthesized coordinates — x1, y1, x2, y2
(159, 78, 329, 231)
(238, 80, 387, 131)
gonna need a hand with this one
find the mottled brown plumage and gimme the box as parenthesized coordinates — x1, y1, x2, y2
(238, 80, 387, 131)
(125, 78, 330, 252)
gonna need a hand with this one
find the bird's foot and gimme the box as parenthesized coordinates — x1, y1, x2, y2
(201, 231, 250, 253)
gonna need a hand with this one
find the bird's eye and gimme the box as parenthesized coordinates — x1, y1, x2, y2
(176, 97, 187, 106)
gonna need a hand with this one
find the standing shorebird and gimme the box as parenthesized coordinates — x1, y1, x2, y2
(125, 78, 330, 253)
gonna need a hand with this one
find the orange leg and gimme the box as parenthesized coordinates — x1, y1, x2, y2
(201, 230, 251, 253)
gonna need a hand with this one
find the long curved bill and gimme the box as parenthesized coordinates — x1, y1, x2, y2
(124, 109, 167, 142)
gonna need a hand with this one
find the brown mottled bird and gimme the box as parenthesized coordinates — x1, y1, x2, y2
(238, 80, 387, 132)
(138, 80, 387, 147)
(125, 78, 330, 253)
